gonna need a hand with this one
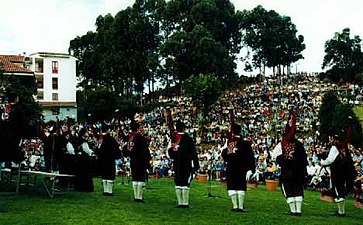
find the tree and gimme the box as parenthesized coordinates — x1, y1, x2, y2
(3, 75, 42, 136)
(322, 28, 363, 83)
(184, 73, 222, 112)
(70, 1, 162, 103)
(184, 73, 223, 139)
(241, 5, 305, 76)
(318, 90, 362, 146)
(77, 87, 118, 122)
(159, 0, 242, 89)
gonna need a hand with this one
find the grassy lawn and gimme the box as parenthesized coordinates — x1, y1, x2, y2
(0, 177, 362, 225)
(353, 106, 363, 127)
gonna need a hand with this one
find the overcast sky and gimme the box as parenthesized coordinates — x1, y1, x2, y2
(1, 0, 362, 74)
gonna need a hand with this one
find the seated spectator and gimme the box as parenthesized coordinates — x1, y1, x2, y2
(306, 160, 317, 187)
(309, 161, 330, 190)
(353, 164, 363, 202)
(264, 161, 277, 180)
(215, 157, 224, 181)
(252, 157, 266, 182)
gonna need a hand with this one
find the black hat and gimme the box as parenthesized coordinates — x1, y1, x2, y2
(283, 123, 291, 136)
(232, 123, 241, 135)
(176, 120, 185, 132)
(130, 121, 139, 132)
(6, 91, 18, 103)
(101, 124, 112, 133)
(79, 128, 88, 137)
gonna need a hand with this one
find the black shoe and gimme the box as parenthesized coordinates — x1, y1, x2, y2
(294, 212, 301, 216)
(237, 208, 246, 212)
(177, 205, 189, 208)
(0, 208, 9, 213)
(330, 212, 346, 217)
(284, 211, 295, 216)
(232, 208, 238, 212)
(135, 199, 145, 203)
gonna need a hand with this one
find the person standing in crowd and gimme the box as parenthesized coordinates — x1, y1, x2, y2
(272, 109, 307, 216)
(62, 131, 76, 175)
(123, 121, 151, 202)
(321, 117, 356, 217)
(74, 128, 95, 192)
(168, 120, 199, 208)
(95, 124, 119, 196)
(222, 123, 255, 212)
(40, 121, 63, 173)
(0, 92, 25, 213)
(0, 92, 25, 165)
(353, 164, 363, 206)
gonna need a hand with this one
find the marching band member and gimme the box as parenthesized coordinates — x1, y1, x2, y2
(272, 109, 307, 216)
(168, 119, 199, 208)
(122, 121, 151, 202)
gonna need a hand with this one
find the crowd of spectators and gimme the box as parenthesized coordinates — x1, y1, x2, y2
(1, 75, 362, 201)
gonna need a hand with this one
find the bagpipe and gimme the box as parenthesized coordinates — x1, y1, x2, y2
(1, 101, 12, 121)
(225, 103, 237, 155)
(166, 107, 175, 145)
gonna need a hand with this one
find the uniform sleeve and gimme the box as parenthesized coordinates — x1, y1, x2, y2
(272, 143, 282, 161)
(143, 138, 151, 168)
(168, 147, 175, 159)
(190, 138, 199, 171)
(81, 142, 93, 156)
(246, 142, 256, 172)
(221, 148, 228, 161)
(122, 144, 130, 157)
(321, 146, 339, 166)
(284, 110, 296, 142)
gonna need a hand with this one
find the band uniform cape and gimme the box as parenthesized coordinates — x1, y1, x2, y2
(275, 139, 308, 197)
(123, 131, 151, 182)
(74, 137, 94, 192)
(322, 123, 357, 198)
(95, 133, 119, 181)
(168, 133, 199, 187)
(222, 136, 255, 191)
(40, 131, 63, 172)
(330, 146, 356, 198)
(0, 102, 25, 163)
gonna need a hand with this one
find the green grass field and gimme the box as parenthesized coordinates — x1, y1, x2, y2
(353, 106, 363, 127)
(0, 177, 362, 225)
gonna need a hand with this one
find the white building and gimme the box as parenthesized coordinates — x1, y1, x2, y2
(29, 52, 77, 121)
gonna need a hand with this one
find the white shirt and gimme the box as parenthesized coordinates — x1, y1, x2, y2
(66, 142, 75, 155)
(81, 142, 94, 156)
(306, 165, 316, 176)
(321, 145, 339, 166)
(272, 143, 282, 161)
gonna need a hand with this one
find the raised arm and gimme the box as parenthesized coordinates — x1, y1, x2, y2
(341, 117, 353, 150)
(284, 109, 296, 142)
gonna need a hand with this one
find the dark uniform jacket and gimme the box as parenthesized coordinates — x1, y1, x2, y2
(123, 132, 151, 181)
(222, 136, 255, 190)
(0, 103, 25, 163)
(96, 133, 119, 180)
(276, 139, 308, 184)
(168, 133, 199, 186)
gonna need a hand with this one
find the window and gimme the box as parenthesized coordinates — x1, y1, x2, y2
(52, 78, 58, 90)
(37, 91, 44, 100)
(52, 93, 58, 101)
(36, 79, 43, 89)
(52, 61, 58, 74)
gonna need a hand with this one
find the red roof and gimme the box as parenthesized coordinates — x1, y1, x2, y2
(0, 55, 33, 74)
